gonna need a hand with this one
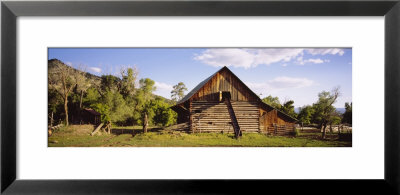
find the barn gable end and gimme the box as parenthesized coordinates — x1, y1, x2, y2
(171, 66, 297, 135)
(177, 66, 259, 104)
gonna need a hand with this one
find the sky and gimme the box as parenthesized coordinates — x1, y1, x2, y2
(48, 48, 352, 108)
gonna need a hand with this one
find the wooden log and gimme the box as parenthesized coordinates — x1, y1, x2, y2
(91, 123, 104, 136)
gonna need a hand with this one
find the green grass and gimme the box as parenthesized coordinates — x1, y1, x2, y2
(48, 125, 351, 147)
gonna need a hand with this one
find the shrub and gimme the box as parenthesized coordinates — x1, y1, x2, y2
(291, 128, 300, 137)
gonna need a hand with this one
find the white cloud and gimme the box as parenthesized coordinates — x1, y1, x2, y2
(246, 76, 314, 94)
(307, 58, 324, 64)
(305, 58, 324, 64)
(154, 81, 173, 98)
(155, 81, 173, 91)
(65, 62, 73, 66)
(252, 48, 304, 66)
(268, 77, 314, 89)
(297, 57, 329, 65)
(194, 49, 256, 69)
(194, 48, 344, 69)
(89, 67, 102, 73)
(306, 48, 345, 56)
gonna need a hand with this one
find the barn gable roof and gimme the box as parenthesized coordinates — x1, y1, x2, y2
(174, 66, 297, 122)
(176, 67, 224, 105)
(83, 108, 101, 116)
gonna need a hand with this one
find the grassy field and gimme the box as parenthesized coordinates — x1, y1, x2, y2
(48, 125, 351, 147)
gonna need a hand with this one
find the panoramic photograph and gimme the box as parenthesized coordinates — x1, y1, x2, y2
(48, 48, 352, 147)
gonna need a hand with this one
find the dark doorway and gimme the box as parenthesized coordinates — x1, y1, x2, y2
(222, 91, 231, 100)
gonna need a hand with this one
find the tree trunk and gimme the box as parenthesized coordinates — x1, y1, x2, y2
(79, 90, 84, 124)
(64, 97, 69, 126)
(143, 112, 148, 133)
(80, 90, 83, 109)
(50, 111, 54, 127)
(329, 123, 333, 133)
(322, 123, 327, 139)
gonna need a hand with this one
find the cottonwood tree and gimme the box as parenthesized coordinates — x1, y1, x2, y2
(342, 102, 352, 125)
(48, 60, 80, 126)
(297, 105, 315, 126)
(281, 100, 297, 118)
(73, 65, 94, 110)
(328, 112, 342, 133)
(171, 82, 187, 102)
(262, 95, 282, 109)
(313, 87, 341, 139)
(100, 74, 122, 93)
(120, 67, 139, 98)
(137, 78, 156, 133)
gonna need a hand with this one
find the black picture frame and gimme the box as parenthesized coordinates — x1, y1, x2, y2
(1, 0, 399, 194)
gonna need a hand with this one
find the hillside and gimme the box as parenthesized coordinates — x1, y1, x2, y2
(48, 58, 102, 83)
(48, 58, 175, 104)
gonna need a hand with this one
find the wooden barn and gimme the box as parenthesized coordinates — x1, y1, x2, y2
(170, 66, 297, 137)
(81, 108, 101, 125)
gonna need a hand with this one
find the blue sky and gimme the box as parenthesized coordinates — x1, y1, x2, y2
(48, 48, 352, 108)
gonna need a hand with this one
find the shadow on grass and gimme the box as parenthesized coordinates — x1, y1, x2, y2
(111, 127, 164, 136)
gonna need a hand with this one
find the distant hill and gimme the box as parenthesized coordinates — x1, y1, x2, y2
(294, 107, 346, 114)
(335, 108, 346, 114)
(48, 59, 102, 82)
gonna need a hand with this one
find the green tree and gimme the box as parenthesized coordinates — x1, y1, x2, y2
(262, 95, 281, 109)
(171, 82, 188, 102)
(342, 102, 352, 125)
(101, 75, 121, 92)
(48, 60, 80, 126)
(281, 100, 297, 118)
(103, 89, 132, 124)
(137, 78, 156, 133)
(120, 67, 138, 98)
(151, 97, 177, 126)
(73, 65, 92, 110)
(92, 103, 111, 123)
(83, 87, 101, 107)
(312, 87, 341, 139)
(328, 113, 342, 133)
(297, 105, 315, 125)
(48, 89, 62, 126)
(139, 78, 156, 101)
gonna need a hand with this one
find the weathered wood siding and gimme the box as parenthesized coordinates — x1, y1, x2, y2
(172, 66, 297, 136)
(190, 69, 259, 102)
(191, 101, 259, 133)
(266, 124, 295, 136)
(259, 107, 295, 135)
(232, 101, 259, 132)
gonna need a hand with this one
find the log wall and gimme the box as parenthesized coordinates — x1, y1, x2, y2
(191, 101, 259, 133)
(266, 124, 295, 136)
(259, 109, 295, 134)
